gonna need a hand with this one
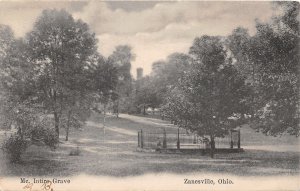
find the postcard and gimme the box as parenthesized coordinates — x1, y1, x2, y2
(0, 1, 299, 191)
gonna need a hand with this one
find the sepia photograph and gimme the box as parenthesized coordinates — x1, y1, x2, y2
(0, 1, 299, 191)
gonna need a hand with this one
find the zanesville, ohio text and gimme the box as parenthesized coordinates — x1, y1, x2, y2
(20, 177, 71, 184)
(184, 178, 234, 185)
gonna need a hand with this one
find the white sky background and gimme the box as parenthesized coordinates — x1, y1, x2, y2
(0, 1, 277, 77)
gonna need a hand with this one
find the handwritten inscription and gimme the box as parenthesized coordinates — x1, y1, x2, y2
(41, 181, 52, 191)
(23, 183, 33, 191)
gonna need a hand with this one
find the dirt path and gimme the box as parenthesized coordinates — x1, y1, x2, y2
(120, 114, 176, 129)
(86, 120, 136, 136)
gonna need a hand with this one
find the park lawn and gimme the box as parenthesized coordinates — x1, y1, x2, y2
(0, 112, 299, 177)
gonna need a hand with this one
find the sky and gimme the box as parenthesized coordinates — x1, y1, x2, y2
(0, 1, 278, 77)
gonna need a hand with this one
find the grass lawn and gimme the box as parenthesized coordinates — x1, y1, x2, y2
(0, 112, 299, 177)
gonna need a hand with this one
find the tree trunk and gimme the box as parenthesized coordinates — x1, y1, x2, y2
(65, 127, 69, 141)
(143, 105, 146, 115)
(116, 100, 119, 118)
(161, 110, 164, 120)
(103, 104, 106, 130)
(210, 135, 215, 158)
(65, 110, 71, 141)
(54, 112, 60, 142)
(53, 88, 60, 142)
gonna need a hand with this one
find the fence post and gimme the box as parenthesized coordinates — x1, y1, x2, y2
(163, 128, 167, 148)
(237, 129, 241, 149)
(230, 130, 233, 149)
(177, 128, 180, 149)
(141, 129, 144, 148)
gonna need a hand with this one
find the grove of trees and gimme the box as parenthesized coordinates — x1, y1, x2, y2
(0, 9, 120, 162)
(131, 2, 299, 157)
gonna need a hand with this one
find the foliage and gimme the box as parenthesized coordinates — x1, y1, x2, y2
(0, 25, 15, 64)
(0, 25, 39, 136)
(132, 53, 191, 115)
(2, 134, 27, 163)
(228, 2, 300, 136)
(162, 36, 251, 157)
(108, 45, 135, 115)
(161, 87, 193, 127)
(26, 9, 98, 139)
(135, 76, 161, 114)
(30, 116, 57, 149)
(151, 53, 191, 106)
(1, 9, 118, 148)
(91, 55, 118, 104)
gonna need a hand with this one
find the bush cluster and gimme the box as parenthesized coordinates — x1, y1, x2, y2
(2, 134, 27, 163)
(30, 127, 58, 150)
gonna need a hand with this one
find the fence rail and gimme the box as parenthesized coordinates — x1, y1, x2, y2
(137, 128, 240, 150)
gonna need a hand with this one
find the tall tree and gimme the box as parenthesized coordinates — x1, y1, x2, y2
(0, 25, 15, 127)
(163, 36, 250, 158)
(90, 55, 118, 115)
(228, 2, 299, 136)
(136, 53, 192, 115)
(0, 25, 39, 136)
(251, 2, 299, 136)
(152, 53, 191, 95)
(0, 25, 14, 65)
(26, 9, 98, 140)
(134, 76, 161, 115)
(0, 26, 58, 161)
(109, 45, 135, 116)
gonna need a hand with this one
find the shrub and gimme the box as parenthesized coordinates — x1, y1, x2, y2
(2, 134, 27, 163)
(42, 128, 57, 150)
(30, 127, 57, 150)
(69, 146, 81, 156)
